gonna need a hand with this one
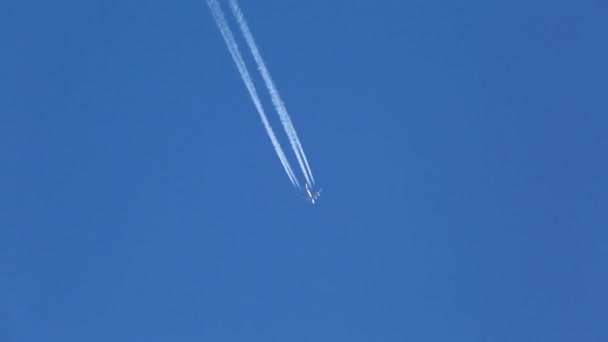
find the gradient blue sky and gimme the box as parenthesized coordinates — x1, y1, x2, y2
(2, 0, 607, 341)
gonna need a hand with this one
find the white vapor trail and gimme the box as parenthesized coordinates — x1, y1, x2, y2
(228, 0, 316, 186)
(207, 0, 300, 188)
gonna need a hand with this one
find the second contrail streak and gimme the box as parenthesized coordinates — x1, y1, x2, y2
(207, 0, 300, 188)
(229, 0, 316, 186)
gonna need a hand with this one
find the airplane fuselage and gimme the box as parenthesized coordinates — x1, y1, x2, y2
(305, 184, 321, 204)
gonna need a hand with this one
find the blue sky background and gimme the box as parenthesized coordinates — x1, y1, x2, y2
(1, 0, 607, 340)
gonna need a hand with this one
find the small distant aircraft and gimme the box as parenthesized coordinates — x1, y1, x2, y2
(305, 183, 322, 204)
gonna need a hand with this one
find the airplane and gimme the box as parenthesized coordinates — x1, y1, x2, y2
(305, 183, 322, 204)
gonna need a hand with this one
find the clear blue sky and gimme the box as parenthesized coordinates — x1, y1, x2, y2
(2, 0, 607, 341)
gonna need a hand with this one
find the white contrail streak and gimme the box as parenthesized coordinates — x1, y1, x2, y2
(229, 0, 315, 186)
(207, 0, 300, 188)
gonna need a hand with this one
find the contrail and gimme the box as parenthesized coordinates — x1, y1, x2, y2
(229, 0, 316, 186)
(207, 0, 300, 188)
